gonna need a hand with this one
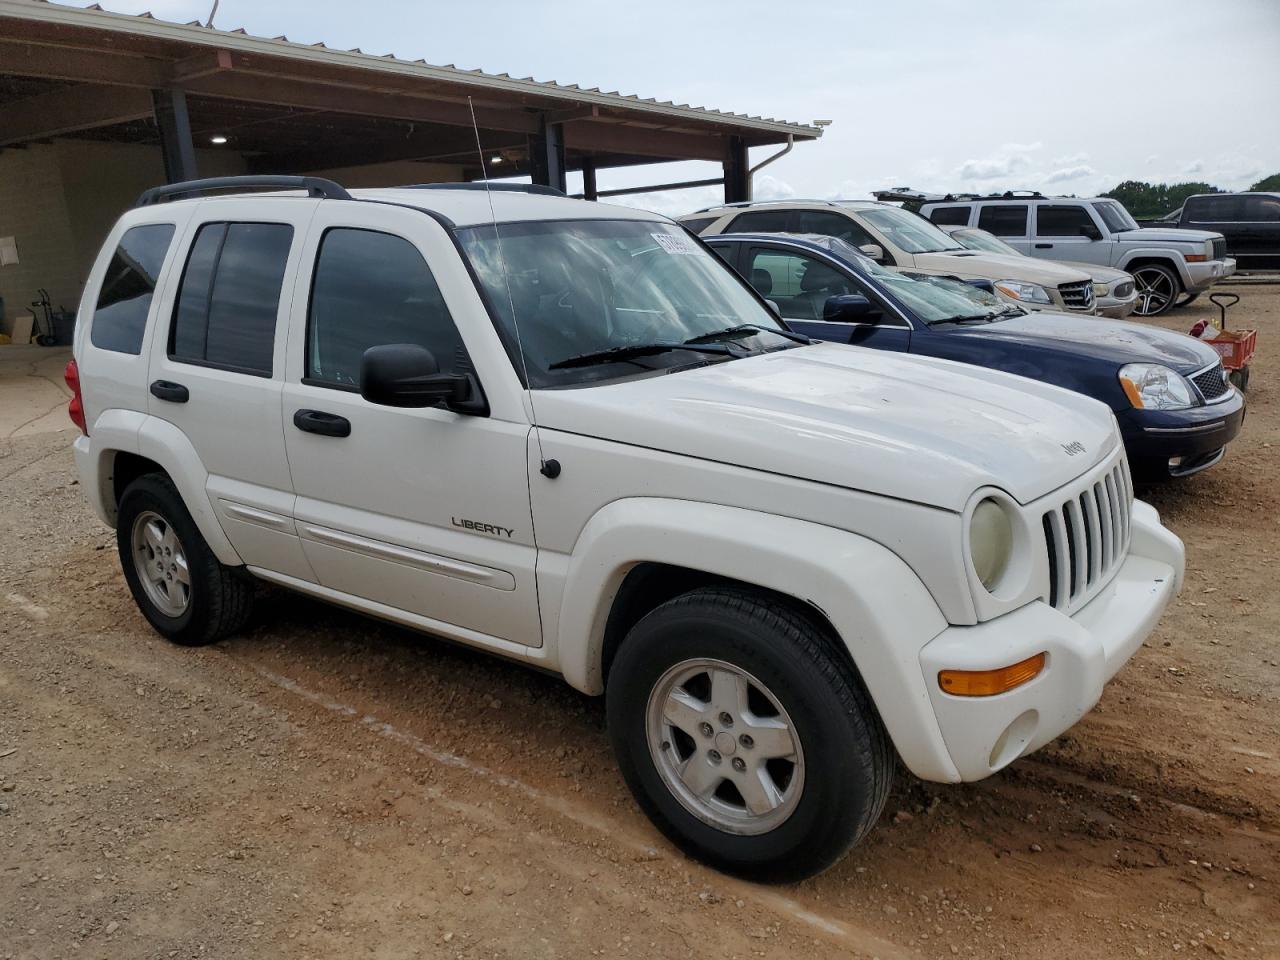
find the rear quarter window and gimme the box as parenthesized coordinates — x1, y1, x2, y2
(928, 206, 971, 226)
(679, 216, 719, 235)
(90, 223, 176, 355)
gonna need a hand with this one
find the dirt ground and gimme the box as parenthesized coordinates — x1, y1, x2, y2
(2, 286, 1278, 960)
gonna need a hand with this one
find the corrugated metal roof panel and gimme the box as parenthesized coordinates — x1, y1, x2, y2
(4, 0, 819, 139)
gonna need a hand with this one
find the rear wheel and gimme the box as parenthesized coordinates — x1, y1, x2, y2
(1131, 263, 1181, 317)
(606, 587, 892, 881)
(116, 473, 253, 646)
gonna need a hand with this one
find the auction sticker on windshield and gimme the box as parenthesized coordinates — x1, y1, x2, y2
(652, 233, 704, 255)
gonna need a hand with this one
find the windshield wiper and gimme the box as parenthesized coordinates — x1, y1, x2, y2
(929, 313, 996, 325)
(684, 323, 812, 346)
(548, 341, 738, 370)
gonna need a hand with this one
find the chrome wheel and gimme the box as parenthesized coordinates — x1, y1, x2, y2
(646, 658, 804, 836)
(130, 510, 190, 617)
(1133, 266, 1177, 316)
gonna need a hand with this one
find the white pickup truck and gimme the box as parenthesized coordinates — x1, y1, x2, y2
(67, 177, 1184, 881)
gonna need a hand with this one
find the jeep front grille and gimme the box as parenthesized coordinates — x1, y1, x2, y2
(1041, 452, 1132, 612)
(1058, 280, 1095, 311)
(1191, 361, 1231, 403)
(1211, 238, 1227, 261)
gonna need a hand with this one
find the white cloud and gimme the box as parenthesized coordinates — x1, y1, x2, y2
(1184, 159, 1205, 175)
(956, 142, 1043, 182)
(1044, 165, 1096, 184)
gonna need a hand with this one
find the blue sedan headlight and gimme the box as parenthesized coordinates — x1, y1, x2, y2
(1119, 363, 1196, 410)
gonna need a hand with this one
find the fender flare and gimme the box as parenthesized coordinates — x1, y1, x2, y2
(554, 498, 960, 782)
(129, 415, 244, 566)
(1115, 250, 1190, 288)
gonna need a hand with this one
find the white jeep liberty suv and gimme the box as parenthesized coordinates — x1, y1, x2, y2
(68, 177, 1184, 881)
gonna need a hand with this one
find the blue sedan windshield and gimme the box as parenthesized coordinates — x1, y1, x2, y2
(810, 236, 1011, 323)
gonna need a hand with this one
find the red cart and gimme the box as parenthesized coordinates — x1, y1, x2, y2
(1203, 293, 1258, 391)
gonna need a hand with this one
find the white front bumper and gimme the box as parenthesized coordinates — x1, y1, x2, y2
(916, 501, 1183, 781)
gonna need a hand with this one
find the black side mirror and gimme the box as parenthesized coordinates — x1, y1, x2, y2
(823, 294, 882, 323)
(1080, 224, 1102, 241)
(360, 344, 484, 413)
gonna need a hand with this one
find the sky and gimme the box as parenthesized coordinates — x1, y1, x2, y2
(57, 0, 1280, 216)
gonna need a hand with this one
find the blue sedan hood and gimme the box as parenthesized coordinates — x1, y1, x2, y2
(950, 312, 1219, 373)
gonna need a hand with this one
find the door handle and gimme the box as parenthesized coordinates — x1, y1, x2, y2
(150, 380, 189, 403)
(1034, 243, 1053, 249)
(293, 409, 351, 438)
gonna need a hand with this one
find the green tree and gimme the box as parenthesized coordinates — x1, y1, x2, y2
(1250, 173, 1280, 192)
(1102, 180, 1221, 218)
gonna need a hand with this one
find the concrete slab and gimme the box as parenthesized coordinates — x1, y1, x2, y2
(0, 344, 74, 439)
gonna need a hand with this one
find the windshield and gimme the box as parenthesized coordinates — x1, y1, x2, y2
(952, 228, 1021, 257)
(857, 205, 966, 254)
(1093, 200, 1138, 233)
(457, 219, 789, 387)
(821, 239, 1009, 323)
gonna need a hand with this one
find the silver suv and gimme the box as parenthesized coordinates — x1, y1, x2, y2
(905, 191, 1235, 317)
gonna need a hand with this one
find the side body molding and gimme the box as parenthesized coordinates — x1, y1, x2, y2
(550, 498, 960, 782)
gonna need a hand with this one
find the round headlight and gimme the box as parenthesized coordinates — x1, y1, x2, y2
(1118, 362, 1195, 410)
(970, 498, 1014, 592)
(993, 280, 1052, 305)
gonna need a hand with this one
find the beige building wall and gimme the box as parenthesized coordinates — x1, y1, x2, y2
(0, 144, 78, 337)
(0, 140, 463, 339)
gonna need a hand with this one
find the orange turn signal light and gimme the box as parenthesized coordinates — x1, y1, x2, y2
(938, 653, 1046, 697)
(1184, 254, 1207, 262)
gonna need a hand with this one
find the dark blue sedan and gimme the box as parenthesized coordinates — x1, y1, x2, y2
(706, 233, 1245, 480)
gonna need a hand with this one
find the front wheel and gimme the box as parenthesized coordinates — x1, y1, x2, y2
(1131, 263, 1181, 316)
(606, 588, 892, 882)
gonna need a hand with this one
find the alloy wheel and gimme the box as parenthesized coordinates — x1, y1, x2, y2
(130, 510, 191, 617)
(645, 658, 804, 835)
(1133, 267, 1176, 316)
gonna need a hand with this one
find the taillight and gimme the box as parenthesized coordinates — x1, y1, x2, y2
(65, 358, 87, 435)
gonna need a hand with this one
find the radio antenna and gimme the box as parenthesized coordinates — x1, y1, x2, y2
(466, 97, 557, 479)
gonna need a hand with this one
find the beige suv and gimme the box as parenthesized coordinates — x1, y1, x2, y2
(681, 200, 1098, 314)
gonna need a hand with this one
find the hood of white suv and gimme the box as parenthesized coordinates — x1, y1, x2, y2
(912, 250, 1092, 286)
(1113, 227, 1222, 245)
(533, 344, 1118, 512)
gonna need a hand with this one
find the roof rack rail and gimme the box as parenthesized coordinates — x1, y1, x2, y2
(136, 176, 351, 207)
(407, 182, 567, 197)
(692, 197, 842, 214)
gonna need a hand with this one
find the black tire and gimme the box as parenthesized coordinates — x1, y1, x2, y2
(606, 587, 892, 882)
(1174, 291, 1200, 309)
(1229, 365, 1249, 392)
(1131, 263, 1181, 317)
(116, 473, 253, 646)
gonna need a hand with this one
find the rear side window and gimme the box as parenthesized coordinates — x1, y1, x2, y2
(1035, 205, 1095, 237)
(977, 205, 1028, 236)
(170, 221, 293, 376)
(306, 228, 463, 389)
(928, 206, 971, 226)
(726, 210, 791, 234)
(91, 224, 175, 355)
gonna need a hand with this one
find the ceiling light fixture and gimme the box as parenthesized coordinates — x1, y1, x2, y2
(210, 135, 228, 145)
(490, 154, 504, 165)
